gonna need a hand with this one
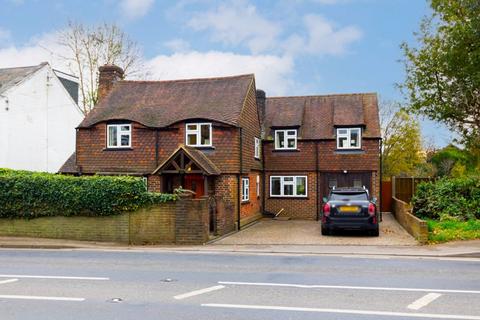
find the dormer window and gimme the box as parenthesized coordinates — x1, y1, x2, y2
(337, 127, 361, 149)
(275, 129, 297, 150)
(186, 123, 212, 147)
(107, 124, 131, 148)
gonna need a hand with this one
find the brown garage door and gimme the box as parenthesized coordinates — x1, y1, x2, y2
(320, 172, 372, 201)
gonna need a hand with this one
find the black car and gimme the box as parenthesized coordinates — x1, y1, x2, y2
(321, 187, 379, 236)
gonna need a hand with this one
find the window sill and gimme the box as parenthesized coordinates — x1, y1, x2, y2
(187, 146, 216, 150)
(241, 200, 250, 204)
(103, 147, 133, 151)
(254, 157, 261, 161)
(334, 149, 364, 154)
(268, 196, 309, 200)
(272, 149, 300, 153)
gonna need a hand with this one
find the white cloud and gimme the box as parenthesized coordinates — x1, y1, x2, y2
(146, 51, 294, 95)
(285, 14, 362, 56)
(0, 28, 11, 45)
(119, 0, 154, 20)
(187, 0, 280, 54)
(164, 39, 191, 53)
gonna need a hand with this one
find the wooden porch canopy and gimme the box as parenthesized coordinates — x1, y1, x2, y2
(152, 145, 221, 176)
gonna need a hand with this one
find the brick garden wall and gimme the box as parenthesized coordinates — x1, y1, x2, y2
(0, 195, 209, 245)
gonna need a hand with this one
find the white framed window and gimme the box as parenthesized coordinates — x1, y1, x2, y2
(242, 178, 250, 202)
(270, 176, 307, 197)
(336, 127, 361, 149)
(254, 137, 261, 159)
(107, 124, 131, 148)
(275, 129, 297, 150)
(186, 123, 212, 147)
(256, 175, 260, 198)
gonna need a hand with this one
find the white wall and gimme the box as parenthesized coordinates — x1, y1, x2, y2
(0, 65, 83, 172)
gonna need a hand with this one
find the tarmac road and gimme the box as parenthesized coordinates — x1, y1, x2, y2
(0, 249, 479, 320)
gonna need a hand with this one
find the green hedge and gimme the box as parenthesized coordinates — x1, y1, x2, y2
(0, 169, 177, 219)
(412, 175, 480, 221)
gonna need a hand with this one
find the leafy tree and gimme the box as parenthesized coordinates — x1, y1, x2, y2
(399, 0, 480, 145)
(381, 101, 425, 178)
(429, 144, 476, 176)
(56, 22, 144, 115)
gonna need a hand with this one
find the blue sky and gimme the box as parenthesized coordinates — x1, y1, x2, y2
(0, 0, 453, 146)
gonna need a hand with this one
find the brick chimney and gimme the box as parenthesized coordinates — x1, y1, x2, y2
(98, 65, 124, 102)
(256, 89, 266, 136)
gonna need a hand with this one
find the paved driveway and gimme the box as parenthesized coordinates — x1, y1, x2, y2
(214, 213, 418, 246)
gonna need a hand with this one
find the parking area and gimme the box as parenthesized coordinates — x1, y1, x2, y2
(214, 213, 418, 246)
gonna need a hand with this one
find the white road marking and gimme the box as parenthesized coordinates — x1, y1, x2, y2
(0, 279, 18, 285)
(0, 274, 109, 281)
(408, 293, 442, 310)
(202, 303, 480, 320)
(0, 295, 84, 302)
(218, 281, 480, 294)
(174, 285, 225, 300)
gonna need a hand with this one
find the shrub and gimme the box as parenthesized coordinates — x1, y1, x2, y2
(412, 175, 480, 221)
(0, 169, 177, 219)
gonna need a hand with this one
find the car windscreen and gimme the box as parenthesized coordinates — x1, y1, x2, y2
(330, 192, 368, 201)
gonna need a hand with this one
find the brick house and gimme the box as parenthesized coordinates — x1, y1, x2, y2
(60, 65, 381, 236)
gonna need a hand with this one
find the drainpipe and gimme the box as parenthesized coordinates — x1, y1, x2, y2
(155, 129, 159, 168)
(237, 127, 243, 230)
(315, 141, 319, 221)
(261, 140, 266, 216)
(379, 138, 383, 221)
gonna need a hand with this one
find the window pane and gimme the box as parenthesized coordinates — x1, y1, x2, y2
(271, 177, 281, 195)
(187, 133, 197, 145)
(338, 129, 348, 135)
(338, 136, 347, 148)
(200, 124, 210, 145)
(284, 177, 294, 182)
(187, 124, 197, 131)
(287, 130, 296, 136)
(287, 138, 296, 148)
(120, 134, 130, 146)
(276, 131, 285, 148)
(350, 129, 359, 147)
(284, 184, 294, 195)
(120, 125, 130, 132)
(296, 177, 306, 195)
(108, 126, 117, 146)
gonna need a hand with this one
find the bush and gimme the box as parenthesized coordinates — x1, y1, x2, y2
(412, 175, 480, 221)
(0, 169, 177, 219)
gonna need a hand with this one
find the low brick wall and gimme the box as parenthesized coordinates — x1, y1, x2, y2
(0, 194, 209, 245)
(392, 197, 428, 244)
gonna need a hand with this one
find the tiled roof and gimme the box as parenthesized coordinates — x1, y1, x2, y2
(265, 93, 380, 139)
(58, 152, 78, 174)
(0, 63, 45, 94)
(78, 74, 254, 128)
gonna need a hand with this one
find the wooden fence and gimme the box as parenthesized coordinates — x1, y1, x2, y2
(392, 177, 433, 203)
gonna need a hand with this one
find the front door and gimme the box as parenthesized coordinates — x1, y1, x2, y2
(184, 174, 205, 198)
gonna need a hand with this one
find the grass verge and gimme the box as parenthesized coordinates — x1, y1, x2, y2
(427, 219, 480, 243)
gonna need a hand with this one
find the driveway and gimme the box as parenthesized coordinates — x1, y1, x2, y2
(213, 213, 418, 246)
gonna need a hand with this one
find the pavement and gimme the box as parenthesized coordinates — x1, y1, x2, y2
(0, 248, 479, 320)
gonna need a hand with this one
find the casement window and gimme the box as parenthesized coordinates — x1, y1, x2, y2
(275, 129, 297, 150)
(270, 176, 307, 197)
(254, 137, 261, 159)
(107, 124, 131, 148)
(186, 123, 212, 147)
(242, 178, 250, 202)
(336, 127, 361, 149)
(256, 175, 260, 198)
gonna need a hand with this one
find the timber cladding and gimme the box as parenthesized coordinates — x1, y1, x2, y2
(0, 196, 209, 245)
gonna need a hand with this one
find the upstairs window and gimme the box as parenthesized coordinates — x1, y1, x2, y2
(242, 178, 250, 202)
(275, 129, 297, 150)
(337, 127, 361, 149)
(186, 123, 212, 147)
(107, 124, 131, 148)
(254, 137, 261, 159)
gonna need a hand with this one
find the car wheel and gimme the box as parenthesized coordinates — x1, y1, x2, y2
(370, 226, 379, 237)
(321, 226, 330, 236)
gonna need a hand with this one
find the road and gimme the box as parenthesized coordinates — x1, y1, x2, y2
(0, 249, 479, 320)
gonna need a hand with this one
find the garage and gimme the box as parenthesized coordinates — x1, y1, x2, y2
(320, 171, 372, 200)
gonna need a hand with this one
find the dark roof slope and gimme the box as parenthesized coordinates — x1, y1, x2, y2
(0, 63, 45, 94)
(79, 74, 254, 128)
(58, 152, 78, 174)
(265, 93, 380, 139)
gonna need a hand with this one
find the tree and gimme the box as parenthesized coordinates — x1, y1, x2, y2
(57, 22, 144, 115)
(381, 101, 425, 178)
(399, 0, 480, 145)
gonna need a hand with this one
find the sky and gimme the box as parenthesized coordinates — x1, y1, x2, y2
(0, 0, 454, 146)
